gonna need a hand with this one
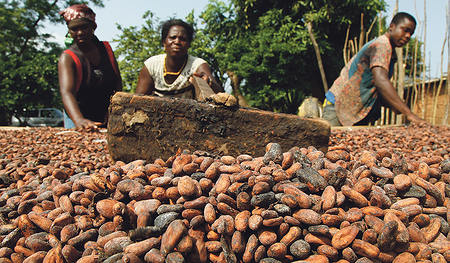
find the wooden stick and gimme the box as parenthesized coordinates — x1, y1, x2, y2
(359, 13, 365, 51)
(192, 76, 215, 102)
(444, 3, 450, 124)
(343, 25, 351, 64)
(307, 21, 328, 93)
(365, 16, 378, 43)
(420, 0, 427, 119)
(412, 21, 421, 114)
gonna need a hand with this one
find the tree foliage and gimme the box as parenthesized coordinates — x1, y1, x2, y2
(199, 0, 387, 113)
(403, 38, 424, 79)
(114, 11, 164, 93)
(0, 53, 62, 124)
(230, 9, 311, 113)
(0, 0, 103, 125)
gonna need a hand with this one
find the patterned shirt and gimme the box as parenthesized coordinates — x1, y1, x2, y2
(329, 34, 395, 126)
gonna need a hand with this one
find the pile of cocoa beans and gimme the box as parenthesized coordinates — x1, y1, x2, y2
(1, 124, 450, 263)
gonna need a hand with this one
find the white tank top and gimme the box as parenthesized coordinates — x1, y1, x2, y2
(144, 54, 207, 99)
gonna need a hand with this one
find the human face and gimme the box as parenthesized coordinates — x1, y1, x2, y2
(68, 18, 94, 45)
(163, 25, 190, 58)
(388, 18, 415, 48)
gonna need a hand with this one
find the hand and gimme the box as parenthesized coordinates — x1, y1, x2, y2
(189, 72, 212, 86)
(406, 114, 430, 126)
(74, 117, 102, 130)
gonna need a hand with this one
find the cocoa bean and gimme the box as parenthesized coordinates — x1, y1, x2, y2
(3, 125, 450, 263)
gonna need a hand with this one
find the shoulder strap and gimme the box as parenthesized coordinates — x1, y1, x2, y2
(63, 49, 82, 92)
(102, 41, 119, 77)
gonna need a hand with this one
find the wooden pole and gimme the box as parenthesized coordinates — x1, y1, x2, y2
(390, 0, 404, 125)
(359, 13, 365, 51)
(365, 16, 378, 43)
(404, 39, 411, 106)
(349, 40, 355, 60)
(343, 25, 351, 64)
(307, 21, 329, 93)
(420, 0, 427, 120)
(444, 1, 450, 124)
(432, 22, 448, 124)
(412, 21, 421, 114)
(395, 47, 404, 125)
(379, 12, 382, 36)
(392, 0, 403, 125)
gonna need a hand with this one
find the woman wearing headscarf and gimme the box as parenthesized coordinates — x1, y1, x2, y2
(135, 19, 223, 98)
(58, 4, 122, 129)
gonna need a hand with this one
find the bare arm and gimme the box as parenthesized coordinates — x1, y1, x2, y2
(135, 66, 155, 95)
(58, 53, 102, 129)
(372, 66, 428, 124)
(194, 63, 224, 93)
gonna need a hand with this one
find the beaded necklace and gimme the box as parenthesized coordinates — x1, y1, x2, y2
(163, 55, 187, 77)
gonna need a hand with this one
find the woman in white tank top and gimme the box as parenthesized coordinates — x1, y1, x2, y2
(135, 19, 223, 99)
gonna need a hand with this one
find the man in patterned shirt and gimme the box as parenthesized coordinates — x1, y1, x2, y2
(323, 12, 428, 126)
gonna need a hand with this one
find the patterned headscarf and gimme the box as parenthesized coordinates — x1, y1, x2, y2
(59, 4, 97, 28)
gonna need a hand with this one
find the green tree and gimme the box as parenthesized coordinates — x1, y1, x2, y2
(114, 11, 163, 92)
(230, 9, 311, 113)
(404, 38, 424, 79)
(200, 0, 386, 113)
(1, 53, 62, 126)
(0, 0, 103, 125)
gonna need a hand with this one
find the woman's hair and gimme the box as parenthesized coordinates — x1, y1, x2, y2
(161, 19, 194, 45)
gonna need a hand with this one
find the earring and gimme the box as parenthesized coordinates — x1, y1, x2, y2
(92, 29, 95, 34)
(64, 32, 74, 48)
